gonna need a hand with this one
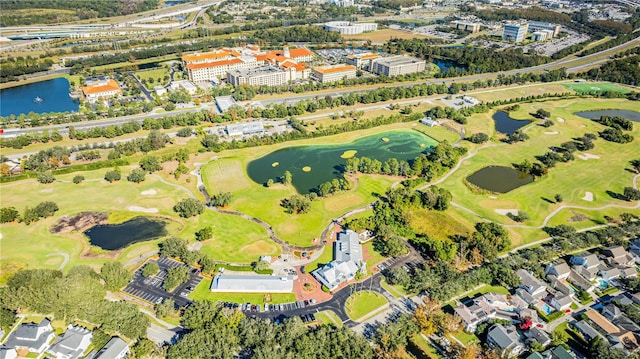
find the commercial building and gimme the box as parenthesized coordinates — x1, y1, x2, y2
(451, 20, 481, 33)
(502, 23, 529, 43)
(313, 230, 365, 291)
(225, 121, 264, 137)
(370, 55, 426, 76)
(323, 21, 377, 35)
(345, 53, 379, 69)
(312, 65, 357, 83)
(227, 66, 289, 87)
(532, 31, 551, 42)
(81, 78, 121, 102)
(528, 21, 561, 37)
(210, 274, 295, 293)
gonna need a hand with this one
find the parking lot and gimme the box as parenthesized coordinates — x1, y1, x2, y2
(123, 257, 203, 308)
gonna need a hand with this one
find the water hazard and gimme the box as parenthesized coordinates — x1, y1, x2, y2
(467, 166, 534, 193)
(84, 216, 168, 250)
(574, 109, 640, 122)
(493, 111, 532, 135)
(0, 78, 79, 117)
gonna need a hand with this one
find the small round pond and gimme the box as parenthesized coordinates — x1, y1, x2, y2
(247, 130, 438, 193)
(467, 166, 534, 194)
(574, 109, 640, 122)
(493, 111, 532, 135)
(84, 216, 168, 250)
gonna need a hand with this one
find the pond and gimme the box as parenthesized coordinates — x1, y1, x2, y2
(0, 78, 79, 117)
(247, 130, 438, 194)
(433, 59, 467, 72)
(84, 216, 168, 250)
(574, 109, 640, 122)
(493, 111, 532, 135)
(467, 166, 534, 193)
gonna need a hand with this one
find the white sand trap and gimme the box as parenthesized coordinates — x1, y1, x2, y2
(577, 153, 600, 160)
(495, 209, 519, 216)
(127, 206, 158, 213)
(582, 192, 594, 201)
(0, 233, 3, 240)
(544, 131, 559, 135)
(557, 117, 565, 123)
(40, 188, 54, 193)
(488, 196, 498, 199)
(141, 189, 157, 196)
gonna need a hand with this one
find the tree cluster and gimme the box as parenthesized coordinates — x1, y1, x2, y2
(280, 194, 313, 214)
(173, 198, 205, 218)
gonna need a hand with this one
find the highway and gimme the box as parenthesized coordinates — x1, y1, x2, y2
(1, 35, 638, 138)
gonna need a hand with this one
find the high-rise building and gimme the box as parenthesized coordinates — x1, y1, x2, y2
(502, 23, 529, 43)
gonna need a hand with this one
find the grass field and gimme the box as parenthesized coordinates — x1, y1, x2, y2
(411, 334, 443, 359)
(562, 82, 631, 94)
(441, 98, 640, 246)
(189, 278, 296, 304)
(407, 209, 474, 241)
(134, 67, 171, 87)
(345, 290, 388, 321)
(468, 82, 574, 103)
(315, 310, 342, 327)
(343, 29, 430, 42)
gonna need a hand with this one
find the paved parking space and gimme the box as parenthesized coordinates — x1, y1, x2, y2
(123, 258, 202, 308)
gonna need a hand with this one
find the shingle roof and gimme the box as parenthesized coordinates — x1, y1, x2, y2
(93, 337, 128, 359)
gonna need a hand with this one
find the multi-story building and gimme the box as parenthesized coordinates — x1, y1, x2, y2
(528, 21, 562, 37)
(323, 21, 377, 35)
(227, 66, 289, 87)
(345, 53, 379, 69)
(312, 65, 357, 83)
(502, 23, 529, 42)
(451, 20, 481, 33)
(370, 55, 426, 76)
(81, 77, 121, 102)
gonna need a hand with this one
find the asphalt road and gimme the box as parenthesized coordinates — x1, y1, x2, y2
(2, 35, 637, 139)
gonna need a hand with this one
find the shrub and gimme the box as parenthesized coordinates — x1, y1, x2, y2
(72, 175, 85, 184)
(104, 170, 121, 183)
(195, 226, 213, 241)
(466, 132, 489, 144)
(209, 192, 232, 207)
(176, 127, 193, 137)
(127, 169, 146, 183)
(0, 207, 19, 223)
(141, 261, 160, 277)
(37, 172, 55, 184)
(173, 198, 204, 218)
(139, 155, 162, 173)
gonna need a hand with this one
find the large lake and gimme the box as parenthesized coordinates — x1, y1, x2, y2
(247, 130, 438, 193)
(84, 216, 168, 250)
(0, 78, 79, 117)
(574, 109, 640, 122)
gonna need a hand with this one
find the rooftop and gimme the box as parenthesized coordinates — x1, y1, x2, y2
(585, 309, 620, 334)
(211, 274, 294, 293)
(82, 79, 120, 95)
(313, 65, 356, 75)
(229, 66, 284, 77)
(186, 58, 244, 70)
(182, 51, 230, 62)
(373, 55, 425, 67)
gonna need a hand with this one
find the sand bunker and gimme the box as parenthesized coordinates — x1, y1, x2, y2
(272, 162, 279, 167)
(544, 131, 559, 135)
(340, 150, 358, 159)
(302, 166, 311, 172)
(495, 209, 519, 216)
(127, 206, 158, 213)
(577, 153, 600, 160)
(40, 188, 54, 193)
(582, 192, 594, 201)
(141, 189, 157, 196)
(381, 137, 390, 142)
(0, 233, 3, 240)
(557, 117, 565, 123)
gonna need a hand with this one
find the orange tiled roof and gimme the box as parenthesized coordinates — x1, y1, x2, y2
(255, 54, 269, 61)
(186, 58, 244, 70)
(289, 47, 314, 58)
(82, 79, 121, 95)
(314, 65, 356, 75)
(361, 53, 379, 59)
(182, 51, 229, 62)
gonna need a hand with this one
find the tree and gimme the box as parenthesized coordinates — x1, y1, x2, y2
(160, 237, 189, 259)
(623, 187, 640, 201)
(156, 298, 176, 317)
(195, 226, 214, 241)
(173, 198, 204, 218)
(542, 119, 554, 128)
(164, 266, 189, 290)
(467, 132, 490, 144)
(37, 172, 55, 184)
(554, 194, 563, 203)
(280, 195, 311, 214)
(104, 170, 121, 183)
(132, 338, 156, 359)
(0, 207, 19, 223)
(0, 307, 16, 329)
(535, 108, 551, 119)
(141, 261, 160, 277)
(176, 127, 193, 137)
(209, 192, 233, 207)
(139, 155, 162, 173)
(100, 262, 131, 291)
(72, 175, 84, 184)
(282, 170, 292, 185)
(266, 179, 274, 187)
(253, 260, 271, 273)
(127, 169, 146, 183)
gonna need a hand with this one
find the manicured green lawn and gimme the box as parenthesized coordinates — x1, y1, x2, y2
(411, 334, 443, 359)
(453, 331, 480, 345)
(315, 310, 342, 327)
(305, 244, 334, 273)
(134, 67, 171, 87)
(189, 278, 296, 304)
(563, 82, 630, 94)
(345, 290, 388, 321)
(381, 277, 409, 298)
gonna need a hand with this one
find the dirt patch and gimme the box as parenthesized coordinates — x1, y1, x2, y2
(51, 212, 108, 234)
(577, 153, 600, 160)
(127, 206, 159, 213)
(544, 131, 559, 135)
(569, 212, 589, 222)
(494, 209, 519, 216)
(40, 188, 54, 193)
(141, 189, 157, 196)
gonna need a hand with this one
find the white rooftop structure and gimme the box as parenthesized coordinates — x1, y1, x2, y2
(210, 274, 295, 293)
(48, 325, 92, 359)
(225, 121, 264, 136)
(313, 230, 365, 291)
(215, 96, 237, 112)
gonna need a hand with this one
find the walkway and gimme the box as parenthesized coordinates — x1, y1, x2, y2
(45, 252, 69, 271)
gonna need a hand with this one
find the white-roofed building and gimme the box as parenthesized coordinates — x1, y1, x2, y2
(47, 325, 92, 359)
(92, 337, 129, 359)
(225, 121, 264, 137)
(210, 274, 295, 293)
(4, 319, 54, 354)
(313, 230, 365, 291)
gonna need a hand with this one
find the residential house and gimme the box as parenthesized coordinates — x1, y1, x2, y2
(81, 78, 121, 102)
(628, 239, 640, 263)
(454, 292, 525, 332)
(47, 325, 92, 359)
(599, 267, 621, 281)
(526, 345, 576, 359)
(550, 294, 573, 311)
(585, 309, 621, 335)
(567, 269, 595, 292)
(602, 304, 640, 332)
(0, 347, 17, 359)
(621, 267, 638, 278)
(601, 246, 635, 267)
(610, 293, 634, 306)
(545, 262, 571, 280)
(312, 230, 365, 291)
(547, 275, 574, 296)
(529, 326, 552, 347)
(570, 253, 605, 281)
(91, 337, 129, 359)
(487, 324, 524, 357)
(516, 269, 549, 304)
(571, 320, 604, 342)
(609, 331, 640, 354)
(4, 318, 55, 354)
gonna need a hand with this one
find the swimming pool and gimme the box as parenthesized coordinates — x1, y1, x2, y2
(597, 279, 609, 289)
(541, 303, 553, 315)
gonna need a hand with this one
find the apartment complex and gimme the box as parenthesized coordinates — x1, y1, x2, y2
(451, 20, 481, 33)
(182, 45, 315, 82)
(227, 66, 289, 87)
(502, 23, 529, 42)
(323, 21, 378, 35)
(345, 53, 379, 69)
(370, 55, 426, 76)
(312, 64, 357, 83)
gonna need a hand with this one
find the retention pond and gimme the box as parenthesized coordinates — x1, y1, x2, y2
(84, 216, 168, 250)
